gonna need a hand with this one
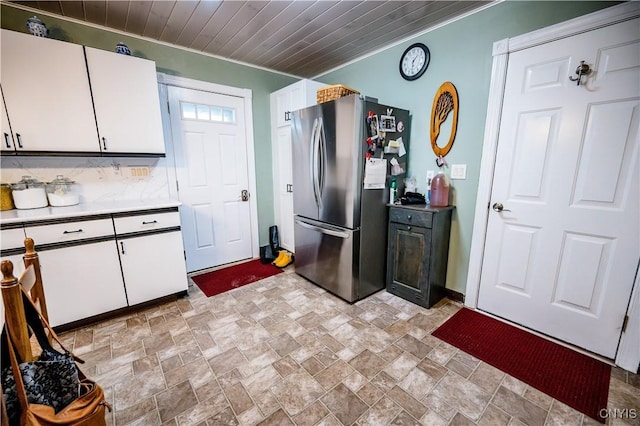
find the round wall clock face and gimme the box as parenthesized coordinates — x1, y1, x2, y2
(399, 43, 430, 81)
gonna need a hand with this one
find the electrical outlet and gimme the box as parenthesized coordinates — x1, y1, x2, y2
(451, 164, 467, 180)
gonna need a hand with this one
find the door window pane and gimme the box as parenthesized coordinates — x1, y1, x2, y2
(181, 102, 196, 120)
(196, 105, 210, 120)
(180, 102, 236, 124)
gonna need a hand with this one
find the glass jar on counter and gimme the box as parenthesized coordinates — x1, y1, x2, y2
(46, 175, 80, 207)
(0, 184, 15, 210)
(10, 176, 48, 209)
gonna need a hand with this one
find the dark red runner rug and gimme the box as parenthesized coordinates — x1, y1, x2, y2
(432, 308, 610, 423)
(192, 259, 283, 297)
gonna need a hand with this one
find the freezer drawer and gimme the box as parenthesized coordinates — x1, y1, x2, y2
(294, 217, 359, 302)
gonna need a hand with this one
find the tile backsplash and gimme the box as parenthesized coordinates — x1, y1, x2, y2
(0, 156, 172, 203)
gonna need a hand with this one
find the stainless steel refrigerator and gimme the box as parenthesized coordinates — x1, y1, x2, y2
(291, 94, 410, 302)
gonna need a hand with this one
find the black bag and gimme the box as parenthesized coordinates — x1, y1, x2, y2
(269, 225, 280, 253)
(1, 290, 82, 425)
(400, 192, 426, 205)
(260, 225, 281, 264)
(259, 245, 278, 264)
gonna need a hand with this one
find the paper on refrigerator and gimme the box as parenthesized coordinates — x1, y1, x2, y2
(364, 158, 387, 189)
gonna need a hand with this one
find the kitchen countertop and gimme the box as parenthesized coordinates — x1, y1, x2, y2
(0, 198, 181, 225)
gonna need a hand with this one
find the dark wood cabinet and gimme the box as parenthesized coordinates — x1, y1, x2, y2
(386, 205, 454, 308)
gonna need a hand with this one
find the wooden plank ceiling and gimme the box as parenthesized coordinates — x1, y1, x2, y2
(9, 1, 490, 78)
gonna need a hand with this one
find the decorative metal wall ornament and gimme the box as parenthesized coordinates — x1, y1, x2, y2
(430, 81, 459, 159)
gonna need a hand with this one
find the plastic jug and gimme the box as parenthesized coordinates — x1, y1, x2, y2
(430, 171, 449, 207)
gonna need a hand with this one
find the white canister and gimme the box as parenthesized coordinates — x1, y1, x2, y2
(46, 175, 80, 207)
(10, 176, 48, 209)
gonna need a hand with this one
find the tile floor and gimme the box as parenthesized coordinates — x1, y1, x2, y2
(56, 269, 640, 426)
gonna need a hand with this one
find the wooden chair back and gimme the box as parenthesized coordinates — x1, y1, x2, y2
(0, 237, 50, 361)
(0, 238, 52, 424)
(0, 259, 32, 362)
(22, 237, 49, 323)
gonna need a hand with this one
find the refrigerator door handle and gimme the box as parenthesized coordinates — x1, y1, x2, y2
(311, 117, 323, 209)
(295, 218, 350, 239)
(310, 118, 319, 208)
(317, 116, 326, 199)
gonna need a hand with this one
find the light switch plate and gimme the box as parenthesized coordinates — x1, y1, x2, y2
(451, 164, 467, 180)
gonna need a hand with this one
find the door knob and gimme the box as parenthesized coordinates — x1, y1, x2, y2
(492, 202, 511, 212)
(241, 189, 250, 202)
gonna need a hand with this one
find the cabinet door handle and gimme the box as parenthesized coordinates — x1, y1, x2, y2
(102, 137, 107, 150)
(142, 220, 158, 225)
(4, 133, 11, 148)
(16, 133, 23, 148)
(120, 241, 126, 254)
(63, 229, 84, 234)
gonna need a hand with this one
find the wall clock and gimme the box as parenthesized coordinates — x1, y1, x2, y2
(399, 43, 430, 81)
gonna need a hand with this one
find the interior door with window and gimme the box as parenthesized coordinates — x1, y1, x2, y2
(168, 86, 252, 272)
(478, 18, 639, 359)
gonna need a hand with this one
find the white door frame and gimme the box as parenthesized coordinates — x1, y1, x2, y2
(156, 73, 259, 261)
(465, 2, 640, 371)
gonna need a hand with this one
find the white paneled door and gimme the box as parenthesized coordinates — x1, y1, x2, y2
(168, 86, 252, 272)
(478, 18, 639, 359)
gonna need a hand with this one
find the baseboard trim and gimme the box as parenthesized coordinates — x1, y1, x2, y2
(446, 288, 465, 303)
(52, 291, 188, 333)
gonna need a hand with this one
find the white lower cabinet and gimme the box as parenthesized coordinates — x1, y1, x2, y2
(38, 241, 128, 327)
(117, 231, 188, 305)
(14, 207, 188, 328)
(275, 126, 295, 250)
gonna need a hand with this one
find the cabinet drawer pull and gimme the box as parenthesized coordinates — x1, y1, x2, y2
(407, 215, 412, 221)
(142, 220, 158, 225)
(16, 133, 23, 148)
(63, 229, 84, 234)
(102, 137, 107, 150)
(4, 133, 11, 148)
(120, 241, 125, 254)
(407, 226, 411, 231)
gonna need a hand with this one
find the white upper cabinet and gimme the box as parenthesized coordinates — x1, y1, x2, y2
(274, 89, 293, 128)
(1, 89, 14, 153)
(85, 47, 165, 155)
(0, 30, 165, 156)
(273, 80, 322, 128)
(1, 30, 100, 153)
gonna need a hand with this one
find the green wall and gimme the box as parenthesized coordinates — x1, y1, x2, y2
(1, 1, 619, 293)
(317, 1, 619, 294)
(0, 4, 298, 246)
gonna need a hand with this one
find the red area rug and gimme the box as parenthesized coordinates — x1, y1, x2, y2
(191, 259, 283, 297)
(432, 308, 611, 423)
